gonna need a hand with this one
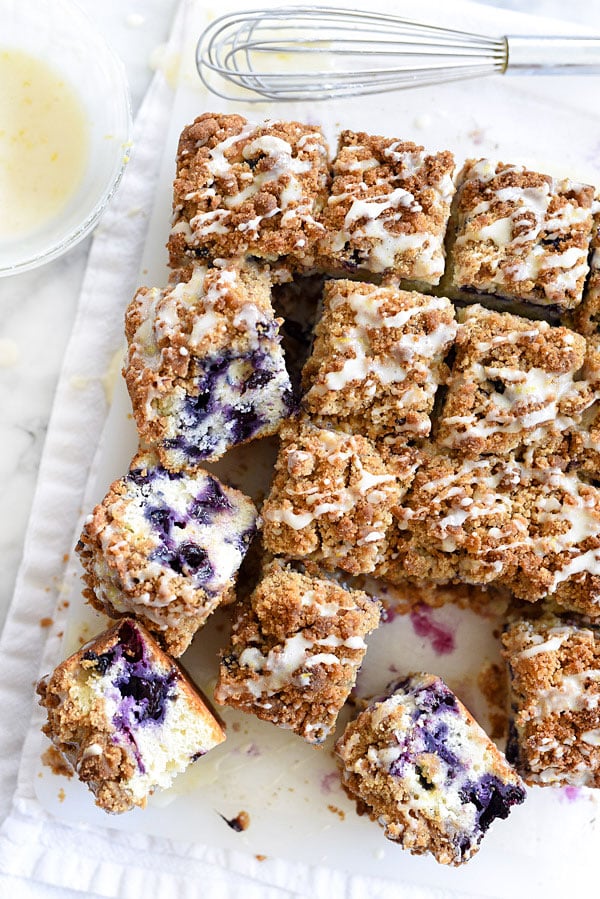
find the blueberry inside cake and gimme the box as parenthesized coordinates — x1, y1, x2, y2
(124, 263, 294, 469)
(37, 619, 226, 813)
(77, 451, 258, 656)
(335, 673, 525, 865)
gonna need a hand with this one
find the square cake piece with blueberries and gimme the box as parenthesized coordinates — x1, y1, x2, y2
(214, 559, 381, 744)
(302, 280, 457, 445)
(77, 451, 258, 657)
(502, 612, 600, 788)
(335, 673, 526, 866)
(168, 113, 330, 271)
(436, 304, 594, 458)
(316, 131, 455, 284)
(449, 158, 594, 311)
(124, 262, 294, 469)
(261, 417, 418, 575)
(37, 619, 226, 813)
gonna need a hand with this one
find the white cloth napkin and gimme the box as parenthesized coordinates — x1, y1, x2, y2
(0, 1, 473, 895)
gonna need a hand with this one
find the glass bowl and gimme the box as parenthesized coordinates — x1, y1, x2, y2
(0, 0, 132, 276)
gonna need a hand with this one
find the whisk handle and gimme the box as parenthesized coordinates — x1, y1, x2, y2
(505, 35, 600, 74)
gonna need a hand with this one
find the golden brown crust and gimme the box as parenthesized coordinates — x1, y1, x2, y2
(301, 281, 456, 445)
(316, 131, 455, 283)
(451, 159, 594, 310)
(214, 559, 380, 742)
(77, 451, 257, 656)
(123, 262, 292, 469)
(436, 304, 592, 457)
(168, 114, 330, 269)
(261, 417, 419, 574)
(502, 614, 600, 786)
(335, 674, 525, 865)
(37, 619, 226, 813)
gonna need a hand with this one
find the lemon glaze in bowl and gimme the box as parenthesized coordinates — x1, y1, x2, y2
(0, 0, 132, 276)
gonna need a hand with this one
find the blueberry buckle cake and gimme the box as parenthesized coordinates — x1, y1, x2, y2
(40, 113, 600, 858)
(168, 113, 330, 273)
(502, 611, 600, 787)
(215, 558, 381, 743)
(316, 130, 455, 285)
(261, 416, 419, 575)
(302, 280, 457, 445)
(37, 619, 226, 813)
(77, 451, 258, 656)
(447, 158, 594, 311)
(437, 304, 594, 458)
(124, 262, 294, 469)
(335, 674, 526, 866)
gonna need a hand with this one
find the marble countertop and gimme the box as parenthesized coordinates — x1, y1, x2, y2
(1, 0, 599, 639)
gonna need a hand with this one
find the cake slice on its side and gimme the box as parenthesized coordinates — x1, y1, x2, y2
(215, 558, 381, 744)
(335, 673, 525, 866)
(502, 612, 600, 787)
(77, 451, 258, 656)
(37, 618, 226, 813)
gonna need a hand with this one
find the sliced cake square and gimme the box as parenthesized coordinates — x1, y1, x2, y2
(215, 559, 380, 743)
(335, 673, 525, 865)
(124, 263, 294, 468)
(77, 451, 257, 656)
(302, 280, 456, 445)
(37, 618, 226, 813)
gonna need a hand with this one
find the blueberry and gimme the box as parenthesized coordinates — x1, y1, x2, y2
(541, 235, 564, 249)
(244, 368, 275, 391)
(416, 681, 457, 715)
(117, 620, 145, 663)
(83, 649, 113, 676)
(152, 542, 213, 583)
(228, 406, 263, 442)
(459, 774, 525, 833)
(190, 478, 232, 521)
(422, 722, 460, 771)
(177, 542, 213, 580)
(117, 672, 175, 724)
(129, 468, 152, 487)
(148, 507, 176, 538)
(505, 719, 520, 766)
(282, 387, 296, 411)
(181, 389, 211, 423)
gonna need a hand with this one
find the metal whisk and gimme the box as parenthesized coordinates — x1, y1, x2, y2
(196, 6, 600, 102)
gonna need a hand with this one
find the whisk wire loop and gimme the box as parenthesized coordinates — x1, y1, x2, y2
(197, 6, 513, 101)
